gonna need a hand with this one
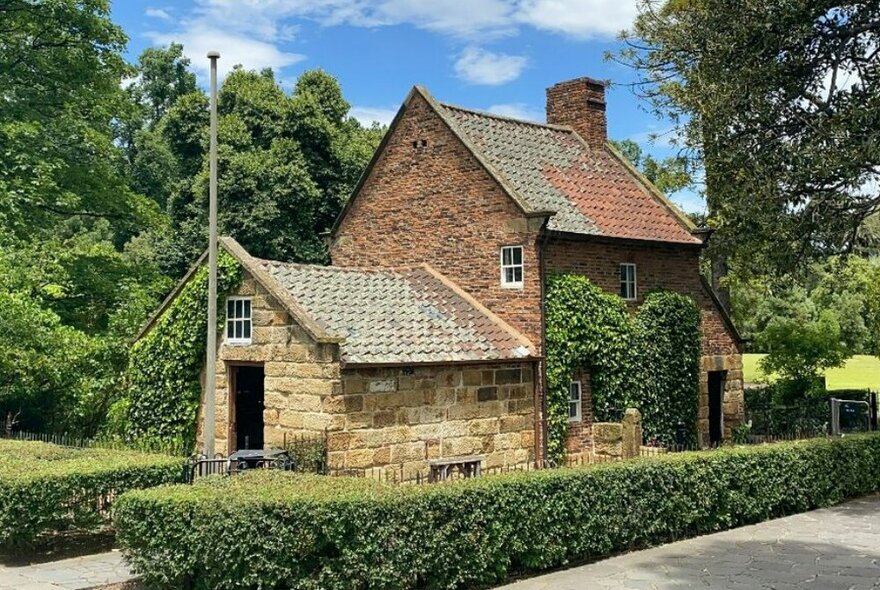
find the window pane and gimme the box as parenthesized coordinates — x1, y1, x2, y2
(512, 247, 522, 264)
(227, 320, 234, 339)
(243, 299, 251, 317)
(570, 382, 580, 401)
(235, 321, 242, 339)
(620, 282, 629, 298)
(235, 299, 242, 318)
(227, 300, 234, 316)
(569, 402, 577, 418)
(243, 320, 251, 339)
(502, 248, 512, 265)
(504, 267, 515, 284)
(513, 267, 523, 283)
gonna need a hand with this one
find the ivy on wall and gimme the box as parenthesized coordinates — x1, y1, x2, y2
(632, 292, 702, 445)
(125, 252, 242, 450)
(544, 274, 701, 461)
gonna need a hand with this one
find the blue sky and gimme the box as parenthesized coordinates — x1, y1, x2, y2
(111, 0, 703, 213)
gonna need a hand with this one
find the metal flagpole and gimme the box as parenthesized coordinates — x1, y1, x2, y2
(204, 50, 220, 457)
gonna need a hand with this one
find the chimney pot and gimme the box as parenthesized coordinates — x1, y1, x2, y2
(546, 77, 607, 149)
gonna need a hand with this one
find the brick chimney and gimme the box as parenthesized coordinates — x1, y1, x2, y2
(546, 77, 607, 149)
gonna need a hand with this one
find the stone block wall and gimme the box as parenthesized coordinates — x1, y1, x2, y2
(699, 354, 745, 444)
(327, 363, 538, 477)
(196, 272, 343, 455)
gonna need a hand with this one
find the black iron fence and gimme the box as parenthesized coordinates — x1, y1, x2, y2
(2, 429, 188, 456)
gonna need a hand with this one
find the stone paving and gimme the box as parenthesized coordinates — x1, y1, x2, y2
(498, 494, 880, 590)
(0, 550, 131, 590)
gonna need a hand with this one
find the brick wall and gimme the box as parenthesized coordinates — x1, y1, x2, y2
(546, 77, 607, 149)
(330, 92, 544, 348)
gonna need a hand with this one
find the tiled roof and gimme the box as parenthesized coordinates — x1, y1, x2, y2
(255, 259, 536, 365)
(435, 102, 700, 245)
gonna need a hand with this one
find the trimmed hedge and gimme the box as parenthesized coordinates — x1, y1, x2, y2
(117, 434, 880, 590)
(0, 440, 184, 546)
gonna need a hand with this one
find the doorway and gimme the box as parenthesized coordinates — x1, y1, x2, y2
(231, 365, 264, 451)
(708, 371, 726, 445)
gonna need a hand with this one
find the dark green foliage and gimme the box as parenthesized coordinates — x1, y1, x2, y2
(545, 274, 633, 459)
(116, 434, 880, 590)
(124, 252, 242, 450)
(545, 275, 702, 458)
(633, 291, 702, 445)
(0, 440, 183, 547)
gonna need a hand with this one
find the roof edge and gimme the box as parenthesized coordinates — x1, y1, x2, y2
(330, 89, 413, 237)
(220, 238, 344, 344)
(416, 86, 554, 219)
(602, 141, 700, 240)
(699, 274, 745, 345)
(133, 238, 344, 345)
(419, 263, 539, 357)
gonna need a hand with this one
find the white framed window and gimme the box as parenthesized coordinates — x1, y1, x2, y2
(226, 297, 252, 344)
(500, 245, 524, 288)
(569, 381, 582, 422)
(619, 263, 637, 301)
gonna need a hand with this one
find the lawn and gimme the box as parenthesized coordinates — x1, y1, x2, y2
(743, 354, 880, 390)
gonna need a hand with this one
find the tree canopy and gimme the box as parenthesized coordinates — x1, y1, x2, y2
(619, 0, 880, 276)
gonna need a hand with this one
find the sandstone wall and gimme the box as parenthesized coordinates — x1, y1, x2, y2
(328, 363, 538, 478)
(197, 272, 343, 455)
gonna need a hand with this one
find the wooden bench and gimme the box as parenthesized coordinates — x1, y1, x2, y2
(428, 455, 485, 483)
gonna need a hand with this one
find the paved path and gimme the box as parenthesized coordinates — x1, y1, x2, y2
(0, 550, 132, 590)
(499, 495, 880, 590)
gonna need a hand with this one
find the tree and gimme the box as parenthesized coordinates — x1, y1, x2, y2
(611, 139, 693, 194)
(618, 0, 880, 277)
(160, 67, 383, 274)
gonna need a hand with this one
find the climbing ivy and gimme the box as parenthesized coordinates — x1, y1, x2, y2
(632, 291, 702, 446)
(544, 274, 701, 461)
(125, 252, 242, 451)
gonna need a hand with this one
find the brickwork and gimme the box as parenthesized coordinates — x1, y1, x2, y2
(330, 92, 544, 349)
(327, 363, 537, 477)
(564, 368, 594, 454)
(546, 77, 607, 149)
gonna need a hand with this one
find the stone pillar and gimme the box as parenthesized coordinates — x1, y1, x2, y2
(592, 423, 623, 459)
(621, 408, 642, 459)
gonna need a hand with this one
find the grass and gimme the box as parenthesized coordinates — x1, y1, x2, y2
(744, 354, 880, 390)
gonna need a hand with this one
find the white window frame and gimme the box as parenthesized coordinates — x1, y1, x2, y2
(225, 296, 253, 345)
(568, 380, 582, 423)
(619, 263, 637, 301)
(500, 245, 524, 289)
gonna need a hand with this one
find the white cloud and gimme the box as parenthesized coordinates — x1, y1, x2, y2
(349, 106, 398, 127)
(515, 0, 639, 38)
(145, 25, 305, 81)
(487, 102, 544, 122)
(454, 46, 528, 85)
(145, 7, 172, 20)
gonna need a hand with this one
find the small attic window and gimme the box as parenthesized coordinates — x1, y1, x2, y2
(412, 139, 428, 149)
(500, 245, 524, 288)
(226, 297, 252, 344)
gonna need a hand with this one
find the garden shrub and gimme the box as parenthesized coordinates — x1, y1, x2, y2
(125, 251, 242, 451)
(116, 434, 880, 590)
(0, 440, 183, 547)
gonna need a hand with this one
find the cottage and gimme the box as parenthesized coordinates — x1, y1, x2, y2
(139, 75, 743, 472)
(329, 77, 744, 451)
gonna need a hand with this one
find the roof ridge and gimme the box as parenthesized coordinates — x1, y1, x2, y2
(254, 258, 429, 274)
(437, 101, 573, 133)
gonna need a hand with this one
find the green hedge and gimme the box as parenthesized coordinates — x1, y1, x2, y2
(116, 434, 880, 590)
(0, 440, 184, 547)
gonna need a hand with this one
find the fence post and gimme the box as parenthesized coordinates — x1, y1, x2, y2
(621, 409, 642, 459)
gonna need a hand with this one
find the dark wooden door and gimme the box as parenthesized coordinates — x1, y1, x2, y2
(708, 371, 726, 444)
(234, 365, 264, 450)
